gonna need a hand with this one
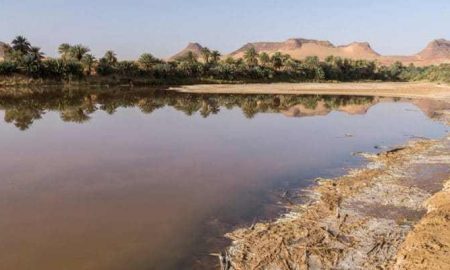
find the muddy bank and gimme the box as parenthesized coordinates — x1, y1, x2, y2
(222, 105, 450, 269)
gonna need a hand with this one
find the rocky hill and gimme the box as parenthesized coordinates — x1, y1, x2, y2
(379, 39, 450, 66)
(230, 38, 380, 61)
(417, 39, 450, 60)
(168, 42, 204, 61)
(169, 38, 450, 66)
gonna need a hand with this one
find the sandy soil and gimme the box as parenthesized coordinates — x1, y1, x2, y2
(201, 83, 450, 270)
(392, 178, 450, 270)
(170, 82, 450, 101)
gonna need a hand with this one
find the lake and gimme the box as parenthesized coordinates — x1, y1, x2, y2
(0, 89, 447, 269)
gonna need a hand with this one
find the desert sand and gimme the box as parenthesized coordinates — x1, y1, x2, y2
(171, 82, 450, 101)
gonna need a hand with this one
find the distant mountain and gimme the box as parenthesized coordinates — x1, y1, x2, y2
(229, 38, 380, 61)
(168, 38, 450, 67)
(417, 39, 450, 60)
(379, 39, 450, 66)
(168, 42, 205, 61)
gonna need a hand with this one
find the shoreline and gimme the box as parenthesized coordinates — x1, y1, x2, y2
(2, 81, 450, 101)
(223, 131, 450, 270)
(170, 82, 450, 101)
(213, 84, 450, 269)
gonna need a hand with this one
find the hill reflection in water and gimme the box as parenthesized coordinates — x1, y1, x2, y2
(0, 88, 380, 130)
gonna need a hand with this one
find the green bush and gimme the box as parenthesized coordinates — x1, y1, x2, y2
(0, 61, 18, 75)
(96, 58, 115, 76)
(62, 60, 84, 80)
(116, 61, 140, 77)
(41, 59, 65, 79)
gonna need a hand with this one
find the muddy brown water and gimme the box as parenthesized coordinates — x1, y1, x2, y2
(0, 90, 447, 269)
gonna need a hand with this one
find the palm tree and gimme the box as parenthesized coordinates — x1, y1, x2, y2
(304, 56, 320, 68)
(28, 47, 45, 62)
(244, 47, 258, 67)
(81, 54, 96, 75)
(224, 56, 236, 65)
(70, 44, 90, 61)
(210, 50, 221, 64)
(271, 52, 283, 70)
(104, 50, 118, 66)
(200, 47, 211, 64)
(58, 43, 72, 60)
(177, 51, 198, 64)
(11, 35, 31, 54)
(138, 53, 159, 71)
(284, 58, 299, 72)
(259, 52, 270, 67)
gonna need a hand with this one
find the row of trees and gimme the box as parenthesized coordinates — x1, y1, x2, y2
(1, 36, 449, 83)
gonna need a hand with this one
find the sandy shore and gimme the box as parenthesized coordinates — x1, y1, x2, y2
(170, 82, 450, 101)
(195, 82, 450, 269)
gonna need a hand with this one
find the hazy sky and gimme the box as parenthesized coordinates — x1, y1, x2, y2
(1, 0, 449, 59)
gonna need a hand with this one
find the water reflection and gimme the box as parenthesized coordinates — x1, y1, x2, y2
(0, 88, 377, 130)
(0, 89, 447, 270)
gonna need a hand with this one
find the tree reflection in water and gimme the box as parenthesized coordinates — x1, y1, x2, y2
(0, 88, 375, 130)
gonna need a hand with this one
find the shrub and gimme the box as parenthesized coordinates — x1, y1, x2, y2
(96, 58, 115, 76)
(116, 61, 140, 77)
(41, 59, 65, 79)
(0, 61, 18, 75)
(62, 60, 84, 80)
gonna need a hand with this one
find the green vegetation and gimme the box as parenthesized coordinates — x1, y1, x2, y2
(395, 63, 450, 83)
(0, 87, 374, 130)
(1, 36, 450, 87)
